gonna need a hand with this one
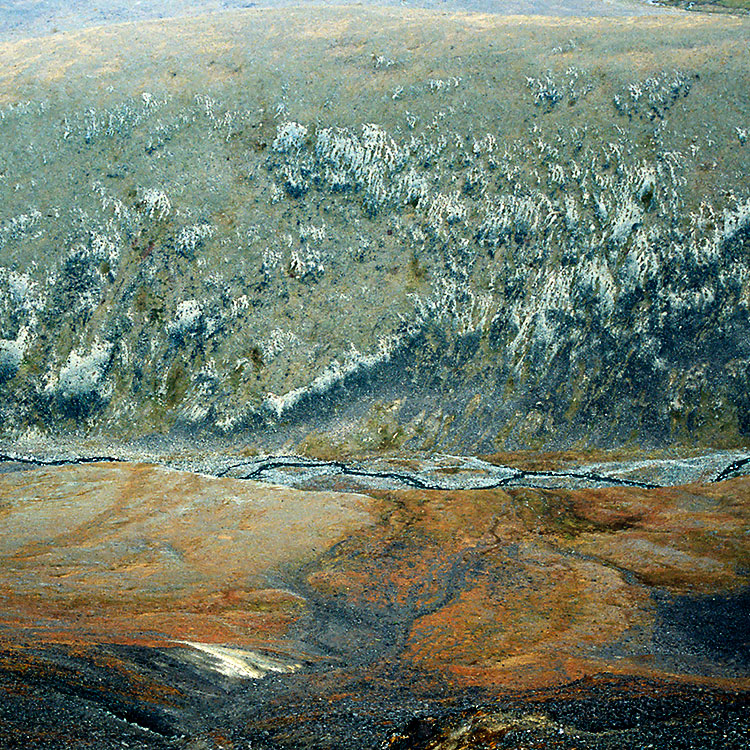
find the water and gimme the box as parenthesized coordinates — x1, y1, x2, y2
(2, 447, 749, 489)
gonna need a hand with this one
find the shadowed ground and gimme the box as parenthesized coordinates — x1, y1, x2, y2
(1, 8, 750, 454)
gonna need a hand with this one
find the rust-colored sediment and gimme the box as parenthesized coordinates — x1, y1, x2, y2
(0, 463, 748, 695)
(305, 481, 749, 691)
(0, 462, 374, 650)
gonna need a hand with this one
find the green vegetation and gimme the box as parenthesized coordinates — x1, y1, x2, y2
(656, 0, 750, 12)
(0, 8, 749, 453)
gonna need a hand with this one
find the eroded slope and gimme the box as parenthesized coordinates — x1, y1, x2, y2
(1, 9, 749, 453)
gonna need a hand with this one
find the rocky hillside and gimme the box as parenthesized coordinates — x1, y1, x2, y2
(1, 8, 749, 454)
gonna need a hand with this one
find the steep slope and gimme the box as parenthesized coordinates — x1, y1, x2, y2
(1, 8, 749, 454)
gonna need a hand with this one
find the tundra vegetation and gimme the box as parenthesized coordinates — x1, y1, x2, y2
(0, 8, 749, 455)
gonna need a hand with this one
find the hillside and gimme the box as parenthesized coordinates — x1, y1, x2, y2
(1, 8, 749, 457)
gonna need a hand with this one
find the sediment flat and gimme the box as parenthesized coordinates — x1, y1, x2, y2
(0, 461, 747, 746)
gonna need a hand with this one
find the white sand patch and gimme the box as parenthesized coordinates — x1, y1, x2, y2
(178, 641, 301, 679)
